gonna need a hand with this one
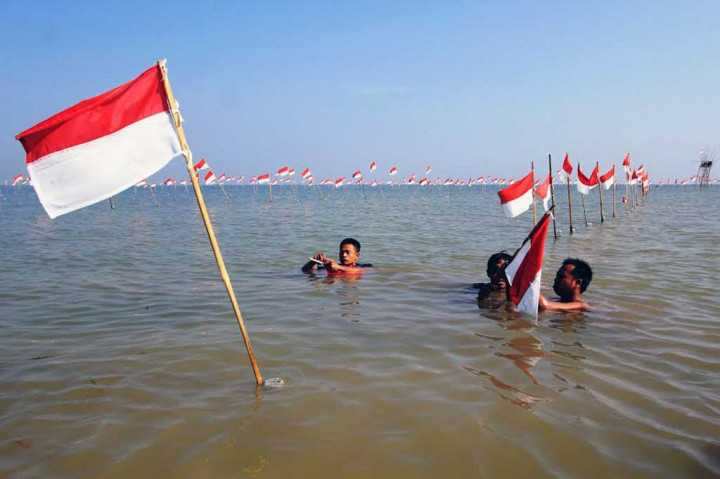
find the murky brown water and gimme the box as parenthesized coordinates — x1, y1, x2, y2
(1, 184, 718, 477)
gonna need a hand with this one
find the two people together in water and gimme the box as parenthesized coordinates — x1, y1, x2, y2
(476, 251, 592, 311)
(303, 238, 591, 311)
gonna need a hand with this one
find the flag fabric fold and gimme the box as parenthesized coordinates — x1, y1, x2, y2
(497, 171, 534, 218)
(576, 164, 599, 195)
(600, 166, 615, 190)
(534, 173, 552, 211)
(505, 212, 552, 315)
(15, 64, 182, 218)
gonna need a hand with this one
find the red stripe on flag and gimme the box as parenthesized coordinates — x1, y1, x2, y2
(498, 171, 534, 203)
(16, 65, 170, 164)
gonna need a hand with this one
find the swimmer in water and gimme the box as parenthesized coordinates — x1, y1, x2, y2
(475, 251, 512, 302)
(302, 238, 369, 275)
(539, 258, 592, 311)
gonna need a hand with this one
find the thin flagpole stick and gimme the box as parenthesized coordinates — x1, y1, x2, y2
(581, 193, 588, 226)
(268, 182, 273, 203)
(531, 161, 537, 224)
(148, 184, 159, 207)
(109, 197, 115, 210)
(597, 162, 604, 223)
(612, 171, 616, 218)
(567, 174, 574, 234)
(218, 181, 232, 203)
(548, 154, 557, 239)
(159, 60, 263, 385)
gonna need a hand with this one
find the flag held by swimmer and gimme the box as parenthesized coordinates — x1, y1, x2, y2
(15, 64, 183, 218)
(505, 211, 552, 316)
(497, 171, 534, 218)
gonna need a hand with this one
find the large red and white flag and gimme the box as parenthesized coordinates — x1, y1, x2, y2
(389, 166, 397, 176)
(576, 164, 599, 195)
(370, 161, 377, 172)
(497, 171, 534, 218)
(15, 63, 182, 218)
(600, 166, 615, 190)
(257, 173, 270, 184)
(505, 212, 552, 315)
(534, 173, 552, 211)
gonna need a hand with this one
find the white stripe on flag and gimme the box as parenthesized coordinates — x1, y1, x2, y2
(27, 112, 181, 218)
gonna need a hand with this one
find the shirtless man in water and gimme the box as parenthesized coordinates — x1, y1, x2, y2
(302, 238, 368, 275)
(539, 258, 592, 311)
(475, 251, 512, 302)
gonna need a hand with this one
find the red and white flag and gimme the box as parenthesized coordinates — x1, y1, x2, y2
(426, 165, 432, 174)
(352, 170, 362, 180)
(277, 166, 289, 177)
(194, 158, 209, 171)
(419, 177, 428, 186)
(622, 153, 631, 173)
(180, 179, 187, 186)
(217, 173, 227, 183)
(600, 166, 615, 190)
(257, 173, 270, 184)
(560, 153, 573, 180)
(629, 170, 639, 185)
(301, 168, 312, 180)
(164, 178, 175, 186)
(204, 171, 217, 185)
(576, 164, 599, 195)
(497, 171, 534, 218)
(534, 173, 552, 212)
(135, 179, 147, 187)
(150, 181, 157, 188)
(334, 176, 345, 188)
(389, 166, 397, 176)
(505, 212, 552, 315)
(12, 174, 23, 186)
(370, 161, 377, 172)
(15, 63, 182, 218)
(288, 168, 296, 177)
(370, 180, 377, 187)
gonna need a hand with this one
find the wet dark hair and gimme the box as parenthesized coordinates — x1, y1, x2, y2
(340, 238, 361, 252)
(487, 251, 512, 274)
(563, 258, 592, 293)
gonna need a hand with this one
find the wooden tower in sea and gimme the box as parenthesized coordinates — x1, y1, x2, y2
(697, 149, 714, 188)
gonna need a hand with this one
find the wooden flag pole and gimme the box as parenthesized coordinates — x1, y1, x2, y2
(597, 162, 605, 223)
(578, 163, 588, 227)
(158, 60, 263, 385)
(531, 161, 537, 224)
(548, 154, 557, 239)
(612, 167, 616, 218)
(269, 181, 273, 203)
(109, 197, 115, 210)
(148, 183, 159, 207)
(567, 172, 574, 234)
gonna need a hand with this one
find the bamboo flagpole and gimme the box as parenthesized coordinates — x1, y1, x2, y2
(548, 154, 557, 239)
(566, 170, 574, 234)
(531, 161, 537, 224)
(158, 60, 264, 386)
(597, 162, 604, 223)
(578, 163, 588, 227)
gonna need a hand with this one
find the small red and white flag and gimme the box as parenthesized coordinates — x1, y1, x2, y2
(600, 166, 615, 190)
(180, 179, 187, 186)
(237, 175, 245, 183)
(370, 180, 377, 187)
(194, 158, 209, 171)
(258, 173, 270, 184)
(204, 171, 217, 185)
(135, 179, 148, 187)
(576, 164, 599, 195)
(419, 177, 428, 186)
(622, 153, 631, 173)
(249, 176, 257, 185)
(352, 170, 362, 180)
(407, 173, 415, 184)
(150, 181, 157, 188)
(560, 153, 573, 180)
(217, 173, 227, 183)
(389, 166, 397, 176)
(497, 171, 534, 218)
(15, 63, 183, 218)
(426, 165, 432, 174)
(12, 174, 23, 186)
(334, 176, 345, 188)
(505, 212, 552, 316)
(288, 168, 296, 177)
(164, 178, 175, 186)
(629, 170, 639, 185)
(301, 168, 312, 180)
(534, 173, 552, 212)
(370, 161, 377, 172)
(277, 166, 289, 177)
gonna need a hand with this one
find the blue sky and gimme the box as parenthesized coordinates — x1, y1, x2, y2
(2, 0, 719, 181)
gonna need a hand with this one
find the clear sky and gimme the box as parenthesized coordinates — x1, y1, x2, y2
(2, 0, 719, 181)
